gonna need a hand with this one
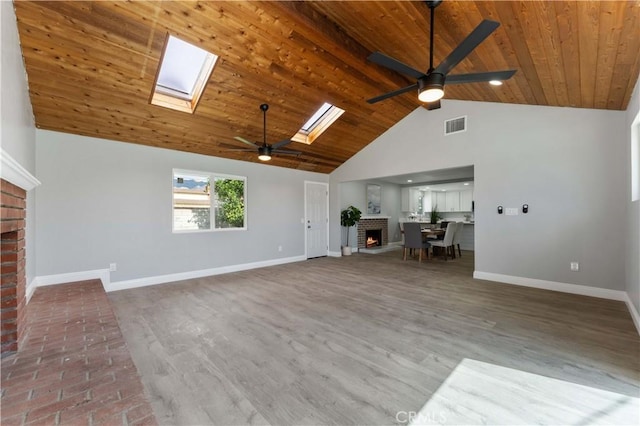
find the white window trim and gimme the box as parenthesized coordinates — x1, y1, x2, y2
(172, 168, 247, 233)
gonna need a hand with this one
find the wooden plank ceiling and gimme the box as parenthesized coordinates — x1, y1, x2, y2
(13, 1, 640, 173)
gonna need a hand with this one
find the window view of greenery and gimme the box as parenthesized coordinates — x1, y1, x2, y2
(173, 170, 246, 231)
(214, 178, 245, 228)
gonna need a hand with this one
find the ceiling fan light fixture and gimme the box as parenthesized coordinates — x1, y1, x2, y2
(489, 80, 503, 86)
(258, 146, 272, 161)
(418, 74, 445, 103)
(418, 86, 444, 103)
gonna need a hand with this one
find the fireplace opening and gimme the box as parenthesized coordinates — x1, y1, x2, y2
(365, 229, 382, 248)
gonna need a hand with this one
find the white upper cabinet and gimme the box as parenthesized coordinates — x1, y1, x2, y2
(460, 190, 473, 212)
(432, 191, 446, 212)
(405, 186, 473, 213)
(401, 188, 420, 212)
(429, 189, 473, 212)
(445, 191, 460, 212)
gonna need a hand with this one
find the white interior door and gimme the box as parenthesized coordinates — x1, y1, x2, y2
(305, 181, 328, 258)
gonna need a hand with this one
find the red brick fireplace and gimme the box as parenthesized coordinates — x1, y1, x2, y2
(357, 217, 389, 249)
(1, 179, 27, 356)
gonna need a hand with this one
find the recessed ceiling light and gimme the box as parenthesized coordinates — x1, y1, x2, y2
(407, 179, 413, 183)
(442, 189, 446, 192)
(489, 80, 503, 86)
(464, 182, 470, 186)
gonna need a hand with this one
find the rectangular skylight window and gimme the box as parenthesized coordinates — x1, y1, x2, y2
(301, 102, 333, 132)
(292, 103, 345, 145)
(151, 35, 218, 114)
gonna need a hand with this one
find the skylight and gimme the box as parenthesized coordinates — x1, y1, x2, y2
(292, 103, 345, 145)
(151, 35, 218, 114)
(301, 102, 333, 132)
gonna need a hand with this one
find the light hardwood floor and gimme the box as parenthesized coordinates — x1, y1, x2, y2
(109, 251, 639, 425)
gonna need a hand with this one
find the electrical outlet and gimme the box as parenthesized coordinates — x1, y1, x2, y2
(570, 262, 579, 272)
(278, 245, 282, 252)
(109, 263, 117, 272)
(506, 208, 519, 216)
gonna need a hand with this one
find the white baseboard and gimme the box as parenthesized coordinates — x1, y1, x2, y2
(30, 256, 306, 295)
(474, 271, 640, 336)
(623, 293, 640, 335)
(106, 255, 306, 292)
(26, 277, 37, 303)
(34, 269, 111, 291)
(328, 251, 342, 257)
(473, 271, 627, 301)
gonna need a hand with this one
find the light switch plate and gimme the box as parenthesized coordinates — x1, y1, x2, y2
(506, 208, 518, 216)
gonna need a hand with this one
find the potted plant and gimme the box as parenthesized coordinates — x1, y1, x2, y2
(430, 204, 442, 224)
(340, 205, 362, 256)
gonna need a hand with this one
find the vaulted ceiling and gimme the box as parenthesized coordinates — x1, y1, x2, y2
(13, 1, 640, 173)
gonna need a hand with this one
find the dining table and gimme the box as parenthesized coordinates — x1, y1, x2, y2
(421, 228, 445, 238)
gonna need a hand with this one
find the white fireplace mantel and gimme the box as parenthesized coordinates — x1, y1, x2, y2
(360, 215, 390, 220)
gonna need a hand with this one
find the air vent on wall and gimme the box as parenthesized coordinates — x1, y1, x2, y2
(444, 116, 467, 135)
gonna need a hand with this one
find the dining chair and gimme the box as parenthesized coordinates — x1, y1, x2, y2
(452, 222, 464, 257)
(402, 222, 431, 263)
(429, 222, 456, 261)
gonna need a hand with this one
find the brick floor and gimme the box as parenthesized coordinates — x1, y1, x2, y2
(1, 280, 156, 425)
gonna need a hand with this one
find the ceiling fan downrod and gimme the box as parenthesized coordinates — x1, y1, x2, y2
(427, 0, 441, 72)
(261, 103, 269, 147)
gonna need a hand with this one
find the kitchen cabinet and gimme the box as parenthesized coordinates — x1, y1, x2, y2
(432, 192, 446, 212)
(406, 187, 472, 213)
(430, 190, 473, 212)
(460, 190, 473, 212)
(445, 191, 460, 211)
(401, 188, 421, 212)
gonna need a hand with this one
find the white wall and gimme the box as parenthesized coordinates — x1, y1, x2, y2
(35, 130, 327, 282)
(1, 1, 37, 287)
(339, 180, 402, 247)
(1, 1, 35, 172)
(626, 81, 640, 317)
(330, 100, 627, 291)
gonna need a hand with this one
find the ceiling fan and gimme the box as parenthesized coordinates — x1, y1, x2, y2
(226, 103, 300, 161)
(367, 0, 516, 109)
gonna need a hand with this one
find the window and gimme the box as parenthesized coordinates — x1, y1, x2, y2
(173, 170, 246, 232)
(291, 102, 345, 145)
(151, 35, 218, 114)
